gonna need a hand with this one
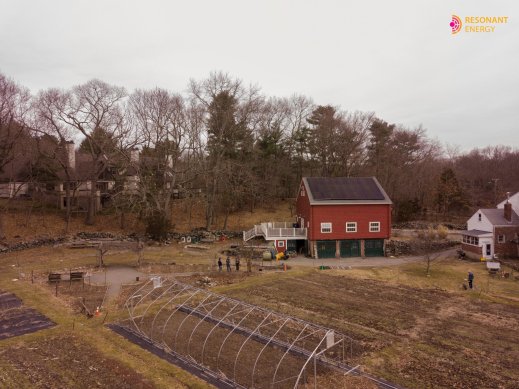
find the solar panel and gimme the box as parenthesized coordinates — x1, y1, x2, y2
(306, 177, 385, 201)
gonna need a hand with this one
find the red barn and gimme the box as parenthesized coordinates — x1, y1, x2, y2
(296, 177, 392, 258)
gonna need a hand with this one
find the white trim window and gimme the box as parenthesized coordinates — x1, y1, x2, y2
(463, 235, 479, 245)
(277, 240, 285, 247)
(369, 222, 380, 232)
(320, 222, 332, 233)
(497, 234, 505, 243)
(346, 222, 357, 233)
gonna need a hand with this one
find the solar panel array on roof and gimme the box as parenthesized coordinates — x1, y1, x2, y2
(306, 177, 385, 201)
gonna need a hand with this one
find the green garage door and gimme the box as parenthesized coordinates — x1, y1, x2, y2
(365, 239, 384, 257)
(340, 240, 360, 257)
(317, 240, 336, 258)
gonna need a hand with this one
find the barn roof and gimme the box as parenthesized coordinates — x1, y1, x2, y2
(302, 177, 392, 205)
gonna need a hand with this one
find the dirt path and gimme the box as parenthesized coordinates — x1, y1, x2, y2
(286, 249, 457, 269)
(90, 266, 145, 300)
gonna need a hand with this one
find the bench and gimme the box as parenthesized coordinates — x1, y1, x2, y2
(70, 272, 85, 281)
(48, 273, 62, 282)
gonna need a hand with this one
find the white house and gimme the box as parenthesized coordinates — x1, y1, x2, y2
(462, 195, 519, 260)
(497, 192, 519, 212)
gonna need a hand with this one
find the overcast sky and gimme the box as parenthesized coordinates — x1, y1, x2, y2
(1, 0, 517, 150)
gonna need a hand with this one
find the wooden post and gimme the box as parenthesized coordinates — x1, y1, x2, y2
(55, 282, 58, 297)
(31, 270, 34, 284)
(314, 354, 317, 389)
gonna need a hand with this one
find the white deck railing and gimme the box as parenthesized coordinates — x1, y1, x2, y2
(243, 222, 306, 241)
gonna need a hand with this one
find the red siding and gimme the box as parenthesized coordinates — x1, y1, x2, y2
(275, 240, 286, 253)
(296, 182, 312, 236)
(309, 204, 391, 241)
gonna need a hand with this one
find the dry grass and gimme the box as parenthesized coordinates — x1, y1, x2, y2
(1, 197, 293, 244)
(214, 263, 519, 389)
(170, 197, 294, 231)
(0, 247, 211, 389)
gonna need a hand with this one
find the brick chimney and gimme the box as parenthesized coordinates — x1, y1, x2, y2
(504, 201, 512, 222)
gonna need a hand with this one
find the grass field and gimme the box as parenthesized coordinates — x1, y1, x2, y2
(1, 242, 518, 388)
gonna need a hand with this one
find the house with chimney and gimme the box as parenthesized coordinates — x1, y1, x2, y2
(45, 142, 143, 211)
(461, 193, 519, 260)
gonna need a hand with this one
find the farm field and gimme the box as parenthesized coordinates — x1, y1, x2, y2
(214, 263, 519, 389)
(0, 243, 518, 388)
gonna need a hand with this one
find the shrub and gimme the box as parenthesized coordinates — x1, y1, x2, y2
(145, 212, 171, 241)
(437, 224, 449, 239)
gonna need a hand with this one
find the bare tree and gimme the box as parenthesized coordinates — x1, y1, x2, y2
(412, 226, 447, 276)
(32, 88, 79, 232)
(128, 88, 201, 238)
(189, 71, 263, 229)
(40, 79, 129, 225)
(0, 73, 31, 239)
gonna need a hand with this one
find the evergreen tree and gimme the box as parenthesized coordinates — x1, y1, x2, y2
(436, 167, 467, 215)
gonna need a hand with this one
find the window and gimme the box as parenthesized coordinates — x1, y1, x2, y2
(498, 235, 505, 243)
(463, 236, 479, 245)
(301, 188, 305, 197)
(369, 222, 380, 232)
(277, 241, 285, 247)
(320, 222, 332, 233)
(346, 222, 357, 232)
(478, 213, 482, 221)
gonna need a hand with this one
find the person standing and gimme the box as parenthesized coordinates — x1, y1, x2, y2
(217, 257, 222, 272)
(468, 271, 474, 289)
(226, 256, 231, 272)
(235, 257, 240, 271)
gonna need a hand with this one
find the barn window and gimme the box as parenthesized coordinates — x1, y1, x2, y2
(498, 235, 505, 243)
(478, 213, 482, 221)
(301, 188, 305, 196)
(320, 222, 332, 233)
(346, 222, 357, 232)
(277, 241, 285, 247)
(369, 222, 380, 232)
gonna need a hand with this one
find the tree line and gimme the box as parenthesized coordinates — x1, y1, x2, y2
(1, 71, 518, 238)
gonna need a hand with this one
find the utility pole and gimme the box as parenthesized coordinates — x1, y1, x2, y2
(490, 178, 499, 205)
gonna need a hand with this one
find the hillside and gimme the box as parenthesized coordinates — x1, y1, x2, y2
(0, 198, 294, 244)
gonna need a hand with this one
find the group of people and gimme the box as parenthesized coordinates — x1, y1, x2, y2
(217, 256, 240, 272)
